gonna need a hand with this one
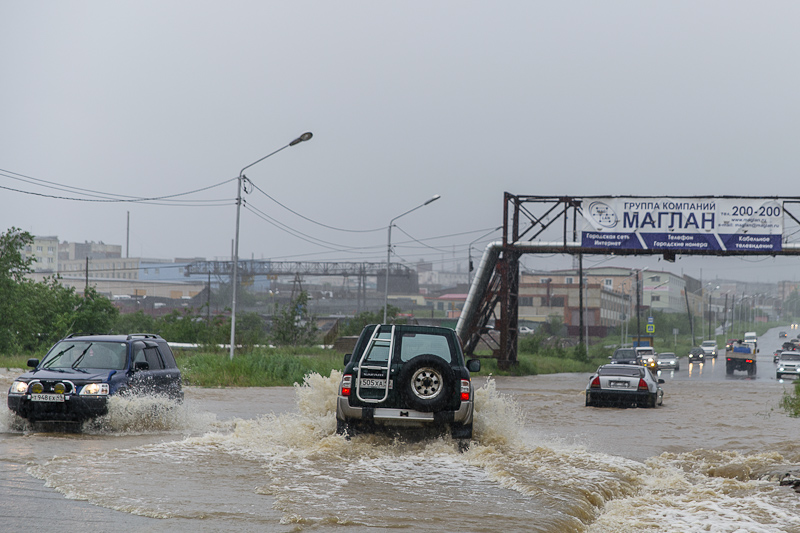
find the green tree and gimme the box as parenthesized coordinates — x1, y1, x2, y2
(65, 286, 119, 335)
(0, 228, 35, 352)
(339, 305, 402, 336)
(271, 292, 318, 346)
(112, 310, 158, 335)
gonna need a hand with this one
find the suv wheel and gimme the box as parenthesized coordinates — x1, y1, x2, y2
(398, 354, 454, 412)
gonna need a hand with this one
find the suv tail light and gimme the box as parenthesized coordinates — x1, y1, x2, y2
(590, 376, 601, 389)
(340, 374, 352, 397)
(460, 379, 470, 401)
(637, 379, 648, 391)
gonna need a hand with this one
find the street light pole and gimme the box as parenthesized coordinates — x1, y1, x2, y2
(383, 194, 441, 324)
(229, 132, 313, 360)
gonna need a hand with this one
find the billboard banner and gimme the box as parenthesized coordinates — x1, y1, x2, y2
(581, 198, 783, 252)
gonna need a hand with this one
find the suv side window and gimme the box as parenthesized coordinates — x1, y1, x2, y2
(398, 333, 453, 363)
(157, 342, 178, 369)
(143, 347, 164, 370)
(133, 345, 146, 366)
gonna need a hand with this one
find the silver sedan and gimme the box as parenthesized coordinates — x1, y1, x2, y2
(656, 352, 680, 371)
(585, 364, 664, 408)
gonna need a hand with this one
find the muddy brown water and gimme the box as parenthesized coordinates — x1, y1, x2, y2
(1, 329, 799, 532)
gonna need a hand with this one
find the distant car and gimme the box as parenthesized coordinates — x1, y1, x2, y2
(780, 331, 788, 338)
(700, 340, 718, 359)
(776, 352, 800, 380)
(585, 364, 664, 408)
(609, 348, 642, 365)
(519, 326, 534, 334)
(774, 349, 784, 363)
(656, 352, 679, 371)
(635, 347, 658, 371)
(7, 333, 183, 424)
(688, 347, 706, 363)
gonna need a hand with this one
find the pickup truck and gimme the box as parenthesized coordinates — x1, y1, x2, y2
(726, 340, 757, 376)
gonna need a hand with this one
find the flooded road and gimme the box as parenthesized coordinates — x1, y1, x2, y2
(2, 329, 799, 532)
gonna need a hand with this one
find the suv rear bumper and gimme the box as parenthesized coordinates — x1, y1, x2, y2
(336, 397, 473, 427)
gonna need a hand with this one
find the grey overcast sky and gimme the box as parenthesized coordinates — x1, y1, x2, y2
(3, 1, 800, 283)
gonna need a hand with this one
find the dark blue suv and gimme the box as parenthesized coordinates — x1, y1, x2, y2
(7, 333, 183, 424)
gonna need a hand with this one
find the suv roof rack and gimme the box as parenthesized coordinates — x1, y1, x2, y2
(127, 333, 160, 340)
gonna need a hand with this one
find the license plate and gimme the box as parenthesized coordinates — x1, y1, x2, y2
(360, 379, 393, 389)
(31, 393, 65, 402)
(609, 380, 629, 388)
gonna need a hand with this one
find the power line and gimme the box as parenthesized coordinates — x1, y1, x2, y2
(0, 167, 236, 204)
(247, 180, 385, 233)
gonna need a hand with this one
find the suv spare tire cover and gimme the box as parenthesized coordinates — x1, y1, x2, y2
(398, 354, 455, 412)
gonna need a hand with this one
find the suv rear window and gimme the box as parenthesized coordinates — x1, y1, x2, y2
(398, 332, 453, 363)
(612, 349, 636, 359)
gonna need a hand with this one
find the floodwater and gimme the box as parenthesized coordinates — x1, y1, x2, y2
(1, 329, 799, 532)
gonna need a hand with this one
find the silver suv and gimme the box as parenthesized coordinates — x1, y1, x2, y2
(776, 352, 800, 380)
(336, 324, 480, 443)
(700, 340, 718, 358)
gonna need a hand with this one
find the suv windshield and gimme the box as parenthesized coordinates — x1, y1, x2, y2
(41, 341, 127, 370)
(612, 349, 637, 360)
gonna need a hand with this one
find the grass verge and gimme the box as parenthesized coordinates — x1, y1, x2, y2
(0, 347, 603, 387)
(780, 381, 800, 417)
(175, 347, 343, 387)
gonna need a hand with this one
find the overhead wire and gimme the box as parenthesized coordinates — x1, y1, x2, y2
(1, 166, 505, 267)
(246, 180, 385, 233)
(242, 203, 385, 255)
(0, 167, 236, 204)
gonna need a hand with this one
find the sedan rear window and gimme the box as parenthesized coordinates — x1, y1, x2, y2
(599, 366, 643, 377)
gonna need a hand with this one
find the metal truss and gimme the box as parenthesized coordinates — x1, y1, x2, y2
(458, 194, 800, 368)
(184, 260, 414, 277)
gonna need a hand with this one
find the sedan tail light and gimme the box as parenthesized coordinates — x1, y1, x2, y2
(340, 374, 352, 397)
(590, 376, 601, 389)
(637, 379, 648, 391)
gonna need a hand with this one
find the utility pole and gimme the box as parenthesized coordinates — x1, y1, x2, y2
(578, 254, 584, 346)
(636, 270, 641, 346)
(685, 288, 695, 346)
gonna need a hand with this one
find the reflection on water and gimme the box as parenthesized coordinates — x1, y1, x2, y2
(688, 360, 708, 378)
(10, 372, 800, 532)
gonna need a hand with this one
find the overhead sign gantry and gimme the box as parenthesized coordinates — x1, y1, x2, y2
(456, 194, 800, 368)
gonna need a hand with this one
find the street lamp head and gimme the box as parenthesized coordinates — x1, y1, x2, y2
(289, 132, 313, 146)
(424, 194, 441, 206)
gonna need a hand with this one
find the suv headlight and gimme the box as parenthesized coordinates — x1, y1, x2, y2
(9, 381, 28, 394)
(79, 383, 109, 396)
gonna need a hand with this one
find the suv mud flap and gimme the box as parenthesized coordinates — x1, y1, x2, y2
(433, 411, 455, 425)
(361, 407, 375, 424)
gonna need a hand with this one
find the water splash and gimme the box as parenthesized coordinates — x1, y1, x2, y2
(19, 371, 800, 531)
